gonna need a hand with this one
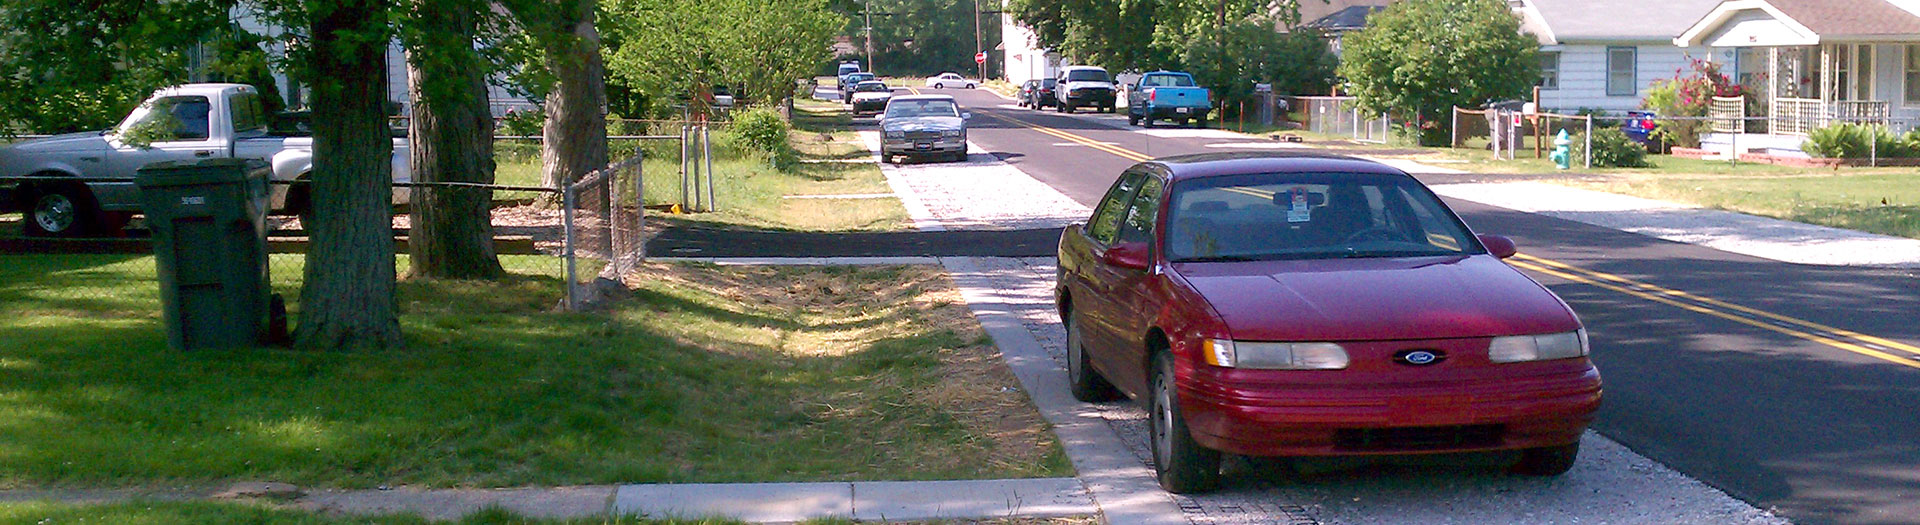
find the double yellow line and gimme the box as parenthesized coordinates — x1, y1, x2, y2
(988, 113, 1920, 371)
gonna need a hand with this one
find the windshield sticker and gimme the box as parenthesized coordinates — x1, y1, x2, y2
(1286, 187, 1312, 223)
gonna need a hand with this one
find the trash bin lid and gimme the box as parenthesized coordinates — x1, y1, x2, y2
(136, 158, 270, 188)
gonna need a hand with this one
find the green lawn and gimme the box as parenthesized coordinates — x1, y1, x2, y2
(0, 255, 1068, 489)
(493, 102, 905, 233)
(1566, 172, 1920, 239)
(0, 501, 740, 525)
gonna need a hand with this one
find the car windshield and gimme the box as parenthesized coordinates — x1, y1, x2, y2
(884, 100, 959, 119)
(855, 82, 890, 93)
(117, 95, 211, 141)
(1165, 172, 1480, 262)
(1143, 75, 1196, 87)
(846, 73, 874, 83)
(1065, 69, 1109, 82)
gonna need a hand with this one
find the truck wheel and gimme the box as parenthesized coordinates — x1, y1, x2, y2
(1143, 116, 1155, 127)
(1129, 114, 1141, 126)
(22, 182, 100, 237)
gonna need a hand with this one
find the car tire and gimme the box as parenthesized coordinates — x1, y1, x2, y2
(1064, 104, 1076, 114)
(968, 83, 976, 89)
(1143, 116, 1155, 127)
(22, 182, 100, 238)
(1129, 114, 1141, 126)
(1513, 443, 1580, 476)
(1065, 312, 1122, 402)
(1195, 115, 1208, 128)
(935, 83, 945, 89)
(1151, 350, 1221, 493)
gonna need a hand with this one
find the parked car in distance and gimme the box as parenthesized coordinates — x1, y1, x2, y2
(710, 85, 735, 107)
(837, 61, 862, 79)
(1055, 66, 1116, 114)
(924, 72, 977, 89)
(841, 72, 877, 103)
(1021, 78, 1058, 109)
(1621, 110, 1663, 150)
(1056, 152, 1601, 493)
(849, 81, 894, 117)
(878, 95, 970, 164)
(0, 83, 411, 237)
(1128, 71, 1211, 128)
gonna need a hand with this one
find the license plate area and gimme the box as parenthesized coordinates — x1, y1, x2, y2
(1176, 107, 1190, 114)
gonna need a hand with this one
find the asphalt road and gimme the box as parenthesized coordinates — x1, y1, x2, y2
(927, 86, 1920, 525)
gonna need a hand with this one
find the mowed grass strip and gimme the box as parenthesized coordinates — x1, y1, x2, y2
(1567, 172, 1920, 239)
(0, 255, 1068, 489)
(493, 100, 905, 233)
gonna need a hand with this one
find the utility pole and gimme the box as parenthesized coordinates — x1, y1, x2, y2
(864, 0, 874, 74)
(974, 0, 985, 81)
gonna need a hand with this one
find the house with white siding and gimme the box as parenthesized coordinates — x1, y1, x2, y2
(1509, 0, 1724, 113)
(1675, 0, 1920, 156)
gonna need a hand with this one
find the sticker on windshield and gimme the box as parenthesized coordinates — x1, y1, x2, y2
(1286, 187, 1312, 223)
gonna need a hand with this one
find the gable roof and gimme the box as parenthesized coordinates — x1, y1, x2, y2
(1304, 5, 1388, 32)
(1675, 0, 1920, 46)
(1293, 0, 1396, 28)
(1515, 0, 1725, 45)
(1763, 0, 1920, 36)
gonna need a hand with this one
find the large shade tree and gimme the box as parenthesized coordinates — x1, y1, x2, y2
(1337, 0, 1539, 145)
(604, 0, 838, 112)
(500, 0, 608, 193)
(398, 0, 505, 279)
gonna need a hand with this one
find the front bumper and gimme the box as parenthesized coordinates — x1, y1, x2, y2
(881, 137, 967, 157)
(1180, 357, 1602, 457)
(1061, 90, 1115, 105)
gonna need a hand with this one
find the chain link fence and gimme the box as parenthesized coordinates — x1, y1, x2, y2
(1290, 96, 1393, 144)
(562, 152, 646, 310)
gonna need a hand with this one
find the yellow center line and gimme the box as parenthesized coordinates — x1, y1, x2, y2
(997, 114, 1920, 370)
(1507, 258, 1920, 370)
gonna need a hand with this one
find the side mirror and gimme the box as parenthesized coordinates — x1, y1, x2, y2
(1478, 234, 1516, 259)
(1102, 242, 1150, 270)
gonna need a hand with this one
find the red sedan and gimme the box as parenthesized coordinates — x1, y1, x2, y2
(1055, 152, 1601, 493)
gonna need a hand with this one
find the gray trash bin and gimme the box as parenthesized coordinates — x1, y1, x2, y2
(136, 158, 275, 350)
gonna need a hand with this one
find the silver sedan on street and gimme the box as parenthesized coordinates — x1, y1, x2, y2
(879, 95, 970, 164)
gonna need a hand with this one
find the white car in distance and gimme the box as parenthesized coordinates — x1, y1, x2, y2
(923, 73, 977, 89)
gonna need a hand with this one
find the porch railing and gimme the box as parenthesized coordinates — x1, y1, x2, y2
(1708, 97, 1745, 134)
(1768, 98, 1893, 136)
(1770, 98, 1824, 136)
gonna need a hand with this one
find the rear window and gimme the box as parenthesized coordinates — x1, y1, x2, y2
(1065, 69, 1109, 82)
(229, 92, 267, 135)
(855, 82, 890, 93)
(1041, 79, 1057, 88)
(1143, 75, 1196, 87)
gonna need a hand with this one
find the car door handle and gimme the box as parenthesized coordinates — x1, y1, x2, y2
(194, 150, 213, 157)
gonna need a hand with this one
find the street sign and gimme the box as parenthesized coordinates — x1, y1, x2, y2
(975, 52, 987, 64)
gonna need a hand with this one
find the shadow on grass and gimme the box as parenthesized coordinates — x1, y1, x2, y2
(0, 256, 1064, 489)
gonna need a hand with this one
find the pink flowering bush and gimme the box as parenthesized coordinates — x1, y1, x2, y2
(1641, 59, 1753, 148)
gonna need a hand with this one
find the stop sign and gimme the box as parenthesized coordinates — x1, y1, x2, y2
(975, 52, 987, 64)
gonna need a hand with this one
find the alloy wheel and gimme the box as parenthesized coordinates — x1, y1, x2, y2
(33, 193, 75, 234)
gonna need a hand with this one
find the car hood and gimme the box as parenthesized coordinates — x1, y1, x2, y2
(1177, 255, 1578, 342)
(6, 131, 110, 154)
(883, 116, 963, 132)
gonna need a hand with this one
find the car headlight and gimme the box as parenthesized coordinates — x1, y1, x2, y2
(941, 129, 963, 138)
(1488, 329, 1589, 363)
(884, 130, 905, 139)
(1202, 339, 1349, 370)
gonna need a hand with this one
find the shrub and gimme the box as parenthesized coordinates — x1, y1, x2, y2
(1641, 59, 1752, 149)
(727, 107, 790, 155)
(1802, 123, 1920, 159)
(1574, 128, 1651, 168)
(499, 107, 546, 137)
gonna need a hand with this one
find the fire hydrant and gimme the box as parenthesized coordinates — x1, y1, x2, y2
(1550, 129, 1573, 170)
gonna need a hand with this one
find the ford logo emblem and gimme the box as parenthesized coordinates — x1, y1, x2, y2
(1395, 349, 1446, 366)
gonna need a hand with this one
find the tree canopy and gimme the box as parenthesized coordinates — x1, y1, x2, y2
(1337, 0, 1538, 144)
(604, 0, 839, 113)
(844, 0, 1002, 78)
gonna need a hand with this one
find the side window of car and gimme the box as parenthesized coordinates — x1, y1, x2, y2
(1087, 172, 1143, 245)
(1115, 176, 1164, 245)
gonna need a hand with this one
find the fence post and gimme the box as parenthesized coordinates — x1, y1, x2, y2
(703, 124, 716, 211)
(1450, 106, 1459, 148)
(679, 123, 691, 210)
(1729, 129, 1737, 167)
(636, 147, 646, 263)
(1871, 125, 1879, 167)
(1583, 116, 1592, 169)
(562, 182, 577, 310)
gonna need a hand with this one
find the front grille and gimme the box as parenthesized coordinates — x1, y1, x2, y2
(1334, 424, 1504, 451)
(904, 131, 942, 141)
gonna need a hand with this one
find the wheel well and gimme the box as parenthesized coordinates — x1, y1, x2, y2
(1057, 292, 1073, 320)
(1144, 328, 1171, 375)
(284, 172, 312, 213)
(21, 171, 87, 203)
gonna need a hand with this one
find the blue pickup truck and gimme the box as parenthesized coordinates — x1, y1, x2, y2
(1127, 71, 1211, 127)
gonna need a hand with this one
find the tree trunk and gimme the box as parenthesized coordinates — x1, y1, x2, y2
(405, 2, 504, 280)
(538, 0, 608, 193)
(297, 0, 403, 352)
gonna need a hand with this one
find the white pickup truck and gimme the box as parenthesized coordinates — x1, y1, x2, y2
(0, 83, 410, 236)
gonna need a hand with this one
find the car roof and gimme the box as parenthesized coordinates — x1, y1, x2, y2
(1063, 65, 1106, 71)
(1146, 152, 1411, 182)
(888, 94, 957, 103)
(855, 80, 887, 86)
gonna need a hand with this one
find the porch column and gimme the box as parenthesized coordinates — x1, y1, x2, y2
(1769, 47, 1780, 135)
